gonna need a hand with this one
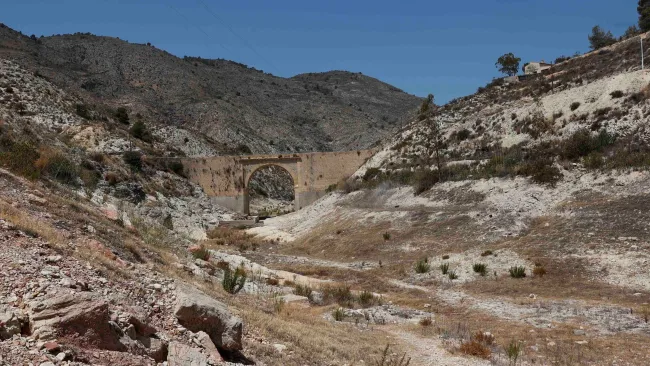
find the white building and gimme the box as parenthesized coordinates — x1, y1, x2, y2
(523, 60, 553, 75)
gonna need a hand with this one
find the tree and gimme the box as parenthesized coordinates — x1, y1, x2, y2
(639, 0, 650, 32)
(495, 53, 521, 76)
(115, 107, 129, 125)
(622, 25, 641, 40)
(588, 26, 616, 50)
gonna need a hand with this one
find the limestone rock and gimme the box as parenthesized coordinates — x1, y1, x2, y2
(28, 292, 124, 351)
(167, 341, 210, 366)
(173, 285, 243, 350)
(0, 308, 22, 340)
(196, 331, 223, 363)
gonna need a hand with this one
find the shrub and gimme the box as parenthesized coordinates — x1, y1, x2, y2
(459, 340, 491, 359)
(570, 102, 581, 111)
(419, 317, 433, 327)
(457, 129, 471, 141)
(521, 158, 561, 186)
(35, 151, 79, 185)
(332, 307, 345, 322)
(415, 258, 430, 274)
(363, 167, 381, 181)
(472, 263, 488, 276)
(321, 285, 354, 307)
(0, 139, 40, 179)
(382, 232, 391, 241)
(222, 266, 246, 294)
(440, 263, 450, 275)
(123, 151, 142, 171)
(448, 270, 458, 280)
(190, 245, 210, 261)
(273, 296, 285, 314)
(115, 107, 130, 124)
(129, 120, 152, 142)
(610, 90, 624, 99)
(412, 169, 440, 195)
(105, 172, 120, 185)
(584, 153, 604, 169)
(293, 283, 313, 300)
(509, 266, 527, 278)
(75, 104, 91, 119)
(506, 340, 523, 365)
(358, 290, 380, 308)
(532, 265, 547, 278)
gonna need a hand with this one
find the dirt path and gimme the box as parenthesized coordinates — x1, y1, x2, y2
(389, 329, 491, 366)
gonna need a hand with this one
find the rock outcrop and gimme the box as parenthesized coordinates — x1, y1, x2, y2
(28, 292, 125, 351)
(173, 285, 243, 351)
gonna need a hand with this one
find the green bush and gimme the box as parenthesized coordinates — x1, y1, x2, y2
(0, 138, 40, 179)
(75, 104, 91, 119)
(448, 270, 458, 280)
(472, 263, 488, 276)
(293, 283, 313, 300)
(415, 258, 431, 274)
(115, 107, 130, 124)
(521, 158, 562, 186)
(363, 167, 381, 181)
(610, 90, 624, 99)
(382, 232, 391, 241)
(322, 285, 354, 307)
(123, 151, 143, 171)
(440, 262, 450, 275)
(570, 102, 581, 111)
(39, 153, 79, 185)
(129, 120, 152, 142)
(222, 266, 247, 294)
(412, 169, 440, 195)
(332, 307, 345, 322)
(509, 266, 527, 278)
(358, 290, 380, 308)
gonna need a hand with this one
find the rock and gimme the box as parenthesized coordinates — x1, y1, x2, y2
(279, 294, 310, 304)
(28, 292, 125, 351)
(196, 331, 223, 363)
(43, 341, 60, 352)
(573, 329, 586, 336)
(55, 352, 66, 361)
(575, 340, 588, 345)
(45, 255, 62, 263)
(39, 362, 55, 366)
(167, 341, 210, 366)
(173, 285, 243, 350)
(126, 306, 157, 337)
(273, 343, 287, 353)
(0, 309, 22, 340)
(137, 335, 168, 362)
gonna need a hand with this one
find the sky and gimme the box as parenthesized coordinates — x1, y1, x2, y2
(0, 0, 639, 103)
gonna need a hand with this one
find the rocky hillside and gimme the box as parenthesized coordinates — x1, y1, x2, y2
(0, 23, 422, 156)
(357, 31, 650, 186)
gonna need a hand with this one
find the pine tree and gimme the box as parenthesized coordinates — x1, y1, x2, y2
(588, 26, 616, 50)
(639, 0, 650, 32)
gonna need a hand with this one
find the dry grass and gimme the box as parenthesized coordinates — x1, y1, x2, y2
(0, 198, 65, 247)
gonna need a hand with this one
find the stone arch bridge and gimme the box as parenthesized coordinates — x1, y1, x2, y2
(182, 150, 375, 214)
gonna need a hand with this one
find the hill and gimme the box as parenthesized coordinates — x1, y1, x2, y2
(0, 23, 422, 155)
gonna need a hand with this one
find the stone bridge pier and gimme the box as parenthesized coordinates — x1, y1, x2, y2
(182, 150, 375, 214)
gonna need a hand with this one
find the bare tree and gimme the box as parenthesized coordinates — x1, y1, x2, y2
(418, 94, 443, 174)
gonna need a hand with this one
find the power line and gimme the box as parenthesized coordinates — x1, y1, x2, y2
(195, 0, 282, 75)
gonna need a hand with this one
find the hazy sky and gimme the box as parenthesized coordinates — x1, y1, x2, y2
(1, 0, 639, 103)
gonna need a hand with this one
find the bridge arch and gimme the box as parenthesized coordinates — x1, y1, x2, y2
(245, 164, 297, 216)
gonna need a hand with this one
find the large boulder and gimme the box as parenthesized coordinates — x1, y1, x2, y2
(28, 293, 124, 351)
(167, 342, 210, 366)
(173, 285, 242, 350)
